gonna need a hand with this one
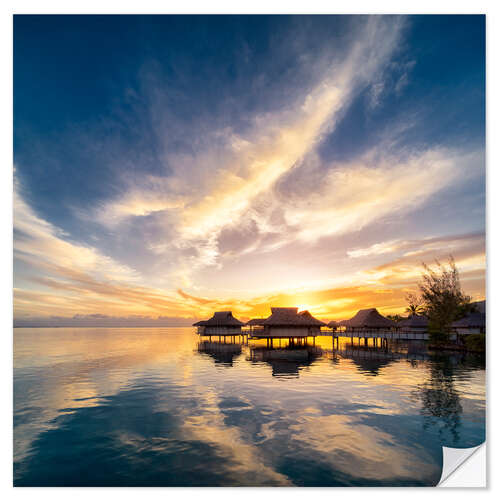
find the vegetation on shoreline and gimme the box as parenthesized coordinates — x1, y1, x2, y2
(402, 256, 484, 351)
(463, 333, 486, 353)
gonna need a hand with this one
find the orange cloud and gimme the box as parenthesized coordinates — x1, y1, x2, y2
(15, 230, 485, 324)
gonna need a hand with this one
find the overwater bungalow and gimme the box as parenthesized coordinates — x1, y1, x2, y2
(451, 312, 486, 335)
(338, 308, 396, 333)
(193, 311, 245, 336)
(249, 307, 326, 339)
(398, 314, 429, 333)
(246, 318, 266, 328)
(327, 320, 338, 331)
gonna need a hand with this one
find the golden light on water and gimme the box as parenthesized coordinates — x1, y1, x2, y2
(14, 326, 486, 485)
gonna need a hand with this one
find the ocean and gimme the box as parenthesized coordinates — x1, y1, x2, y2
(13, 327, 485, 486)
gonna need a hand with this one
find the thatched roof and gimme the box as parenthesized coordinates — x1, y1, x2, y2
(398, 315, 429, 328)
(340, 308, 396, 329)
(246, 318, 267, 326)
(262, 307, 326, 327)
(452, 312, 486, 328)
(192, 311, 244, 327)
(327, 320, 338, 328)
(298, 310, 326, 325)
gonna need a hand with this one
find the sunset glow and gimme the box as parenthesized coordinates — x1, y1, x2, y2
(14, 15, 485, 326)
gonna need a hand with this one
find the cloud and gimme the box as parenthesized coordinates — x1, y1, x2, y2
(368, 81, 385, 109)
(90, 17, 407, 285)
(13, 175, 200, 319)
(14, 314, 196, 328)
(87, 16, 482, 293)
(357, 233, 485, 291)
(177, 289, 213, 305)
(348, 240, 402, 258)
(394, 60, 416, 94)
(14, 181, 485, 323)
(266, 147, 480, 244)
(173, 230, 485, 321)
(14, 175, 140, 285)
(347, 232, 484, 260)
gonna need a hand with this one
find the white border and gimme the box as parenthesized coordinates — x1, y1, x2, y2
(0, 0, 497, 14)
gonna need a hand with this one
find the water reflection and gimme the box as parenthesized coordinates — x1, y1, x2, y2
(415, 354, 480, 446)
(197, 340, 242, 367)
(335, 346, 398, 376)
(14, 327, 485, 486)
(248, 345, 323, 378)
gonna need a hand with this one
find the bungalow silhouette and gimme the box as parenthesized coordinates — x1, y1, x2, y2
(451, 311, 485, 335)
(245, 318, 266, 328)
(398, 314, 429, 333)
(327, 320, 338, 331)
(338, 308, 396, 332)
(451, 300, 486, 335)
(193, 311, 245, 336)
(247, 307, 326, 338)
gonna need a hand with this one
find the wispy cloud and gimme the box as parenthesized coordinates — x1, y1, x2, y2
(347, 232, 484, 260)
(259, 148, 480, 245)
(348, 240, 402, 259)
(13, 175, 195, 319)
(89, 16, 482, 292)
(14, 175, 140, 285)
(91, 17, 408, 285)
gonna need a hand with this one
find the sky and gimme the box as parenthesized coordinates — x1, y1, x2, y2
(13, 15, 485, 326)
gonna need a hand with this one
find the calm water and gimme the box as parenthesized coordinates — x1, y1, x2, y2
(14, 327, 485, 486)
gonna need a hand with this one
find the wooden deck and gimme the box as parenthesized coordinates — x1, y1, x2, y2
(337, 330, 429, 340)
(197, 327, 472, 346)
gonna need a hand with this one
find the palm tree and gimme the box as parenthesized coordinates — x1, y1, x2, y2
(405, 292, 424, 317)
(387, 314, 403, 322)
(405, 303, 424, 316)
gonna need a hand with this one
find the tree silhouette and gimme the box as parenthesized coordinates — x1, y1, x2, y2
(405, 292, 424, 316)
(386, 314, 403, 322)
(418, 256, 472, 342)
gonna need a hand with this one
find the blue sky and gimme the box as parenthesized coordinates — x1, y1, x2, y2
(13, 15, 485, 324)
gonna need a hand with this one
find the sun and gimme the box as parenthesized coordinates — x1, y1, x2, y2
(296, 304, 313, 312)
